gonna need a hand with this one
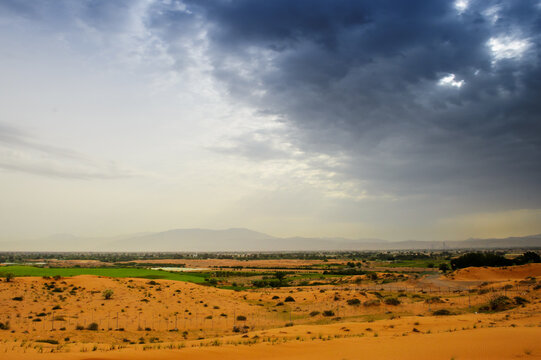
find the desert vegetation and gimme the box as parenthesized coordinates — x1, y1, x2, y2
(0, 250, 539, 359)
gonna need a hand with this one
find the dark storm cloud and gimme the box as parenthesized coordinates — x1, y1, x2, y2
(2, 0, 540, 209)
(155, 0, 541, 209)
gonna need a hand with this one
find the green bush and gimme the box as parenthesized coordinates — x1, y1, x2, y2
(433, 309, 452, 316)
(36, 339, 59, 345)
(363, 299, 381, 307)
(487, 295, 513, 312)
(478, 297, 512, 313)
(514, 296, 529, 305)
(322, 310, 335, 317)
(384, 297, 400, 305)
(347, 298, 361, 306)
(102, 289, 114, 300)
(86, 322, 99, 331)
(425, 296, 443, 304)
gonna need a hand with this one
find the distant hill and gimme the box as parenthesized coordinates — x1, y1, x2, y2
(0, 229, 540, 252)
(108, 228, 277, 252)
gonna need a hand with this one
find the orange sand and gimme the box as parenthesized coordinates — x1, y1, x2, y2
(452, 263, 541, 281)
(1, 263, 540, 359)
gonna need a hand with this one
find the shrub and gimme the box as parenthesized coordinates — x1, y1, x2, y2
(347, 298, 361, 306)
(425, 296, 443, 304)
(438, 263, 449, 272)
(52, 305, 61, 310)
(284, 296, 295, 302)
(485, 295, 513, 312)
(86, 322, 99, 331)
(514, 296, 529, 305)
(0, 321, 10, 330)
(363, 299, 381, 307)
(232, 325, 248, 333)
(5, 273, 14, 282)
(384, 298, 401, 306)
(450, 251, 540, 270)
(36, 339, 59, 345)
(12, 296, 23, 301)
(274, 271, 287, 282)
(76, 325, 84, 330)
(102, 289, 114, 300)
(272, 295, 280, 299)
(236, 315, 247, 321)
(252, 279, 282, 288)
(322, 310, 335, 317)
(433, 309, 452, 316)
(309, 311, 320, 317)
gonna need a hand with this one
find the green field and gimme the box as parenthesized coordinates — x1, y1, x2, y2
(374, 259, 450, 268)
(0, 266, 207, 283)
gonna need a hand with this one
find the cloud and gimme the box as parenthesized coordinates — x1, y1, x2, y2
(150, 0, 541, 212)
(0, 123, 134, 180)
(1, 0, 540, 238)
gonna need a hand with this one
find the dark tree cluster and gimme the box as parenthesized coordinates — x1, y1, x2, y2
(450, 252, 540, 270)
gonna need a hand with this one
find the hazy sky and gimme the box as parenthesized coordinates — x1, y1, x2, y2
(1, 0, 541, 242)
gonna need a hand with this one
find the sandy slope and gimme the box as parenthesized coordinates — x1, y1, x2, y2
(1, 263, 540, 359)
(2, 321, 540, 359)
(451, 263, 541, 281)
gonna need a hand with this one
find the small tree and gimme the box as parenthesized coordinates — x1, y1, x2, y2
(438, 263, 450, 273)
(102, 289, 114, 300)
(5, 273, 14, 282)
(274, 271, 287, 283)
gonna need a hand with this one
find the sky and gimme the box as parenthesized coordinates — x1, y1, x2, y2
(1, 0, 541, 242)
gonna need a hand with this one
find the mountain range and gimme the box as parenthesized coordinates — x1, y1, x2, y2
(1, 228, 541, 252)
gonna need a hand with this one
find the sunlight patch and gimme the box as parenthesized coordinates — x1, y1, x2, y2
(438, 74, 464, 88)
(488, 36, 530, 61)
(454, 0, 469, 13)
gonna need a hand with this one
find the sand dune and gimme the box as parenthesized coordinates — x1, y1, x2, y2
(1, 263, 540, 359)
(451, 263, 541, 281)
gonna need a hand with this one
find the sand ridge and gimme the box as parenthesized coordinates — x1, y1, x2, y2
(451, 263, 541, 281)
(1, 264, 540, 359)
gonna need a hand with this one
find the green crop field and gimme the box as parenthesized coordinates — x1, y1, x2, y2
(373, 259, 450, 268)
(0, 266, 207, 283)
